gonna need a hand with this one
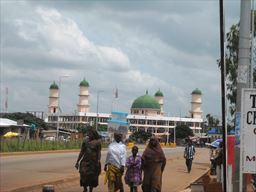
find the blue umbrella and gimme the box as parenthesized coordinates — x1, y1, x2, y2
(210, 139, 223, 148)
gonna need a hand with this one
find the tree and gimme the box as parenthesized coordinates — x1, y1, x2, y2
(221, 11, 256, 116)
(175, 125, 194, 139)
(97, 124, 108, 132)
(223, 24, 239, 116)
(206, 114, 220, 127)
(76, 123, 105, 135)
(1, 112, 46, 129)
(129, 130, 152, 143)
(76, 123, 88, 135)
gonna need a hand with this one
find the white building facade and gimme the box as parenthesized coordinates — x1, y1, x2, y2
(46, 81, 204, 139)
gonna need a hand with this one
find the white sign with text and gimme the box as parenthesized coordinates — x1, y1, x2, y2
(241, 89, 256, 173)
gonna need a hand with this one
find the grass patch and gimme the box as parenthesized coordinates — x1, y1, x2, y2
(0, 139, 111, 152)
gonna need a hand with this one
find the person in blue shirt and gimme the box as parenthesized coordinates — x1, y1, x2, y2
(184, 139, 196, 173)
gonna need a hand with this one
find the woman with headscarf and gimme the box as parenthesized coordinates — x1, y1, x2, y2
(141, 136, 166, 192)
(75, 127, 101, 192)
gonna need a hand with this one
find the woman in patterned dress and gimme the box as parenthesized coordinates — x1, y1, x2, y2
(75, 128, 101, 192)
(125, 146, 142, 192)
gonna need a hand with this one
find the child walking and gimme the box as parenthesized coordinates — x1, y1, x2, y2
(125, 146, 142, 192)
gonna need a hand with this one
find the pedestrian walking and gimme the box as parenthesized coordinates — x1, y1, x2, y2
(104, 133, 126, 192)
(184, 139, 196, 173)
(252, 174, 256, 189)
(75, 127, 101, 192)
(125, 146, 142, 192)
(215, 141, 223, 182)
(141, 136, 166, 192)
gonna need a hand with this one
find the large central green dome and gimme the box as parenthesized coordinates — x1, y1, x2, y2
(131, 93, 160, 109)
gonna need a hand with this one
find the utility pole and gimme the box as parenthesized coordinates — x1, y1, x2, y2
(219, 0, 227, 191)
(96, 90, 103, 131)
(5, 87, 8, 113)
(234, 0, 251, 191)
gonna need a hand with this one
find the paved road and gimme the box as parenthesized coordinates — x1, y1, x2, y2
(1, 147, 210, 192)
(1, 151, 80, 192)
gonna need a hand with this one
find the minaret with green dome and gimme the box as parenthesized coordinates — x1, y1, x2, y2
(77, 78, 90, 113)
(190, 88, 203, 118)
(154, 89, 164, 115)
(48, 81, 59, 114)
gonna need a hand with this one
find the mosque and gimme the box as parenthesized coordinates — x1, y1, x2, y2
(46, 79, 203, 141)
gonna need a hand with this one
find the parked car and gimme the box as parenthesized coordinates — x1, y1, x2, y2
(44, 136, 56, 141)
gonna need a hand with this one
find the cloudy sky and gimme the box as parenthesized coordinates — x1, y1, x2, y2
(0, 0, 240, 119)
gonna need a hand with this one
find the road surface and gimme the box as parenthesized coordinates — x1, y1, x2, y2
(1, 146, 210, 192)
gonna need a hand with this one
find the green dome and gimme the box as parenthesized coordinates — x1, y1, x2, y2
(155, 89, 164, 97)
(131, 93, 160, 109)
(50, 81, 59, 89)
(79, 79, 89, 87)
(192, 88, 202, 95)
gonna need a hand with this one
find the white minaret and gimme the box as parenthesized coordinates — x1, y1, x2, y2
(77, 79, 90, 113)
(155, 89, 164, 115)
(190, 88, 203, 119)
(48, 81, 59, 114)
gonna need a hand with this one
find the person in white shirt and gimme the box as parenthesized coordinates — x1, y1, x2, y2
(104, 133, 126, 192)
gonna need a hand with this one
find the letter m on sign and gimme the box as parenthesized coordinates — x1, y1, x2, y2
(246, 156, 256, 162)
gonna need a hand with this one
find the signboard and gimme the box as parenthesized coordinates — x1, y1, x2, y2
(108, 111, 129, 135)
(241, 89, 256, 173)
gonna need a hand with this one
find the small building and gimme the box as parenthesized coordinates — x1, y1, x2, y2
(207, 127, 222, 141)
(0, 118, 29, 138)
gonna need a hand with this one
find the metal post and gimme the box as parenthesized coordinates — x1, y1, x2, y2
(219, 0, 227, 191)
(166, 127, 169, 144)
(250, 0, 255, 88)
(234, 0, 251, 191)
(174, 126, 176, 144)
(96, 90, 103, 131)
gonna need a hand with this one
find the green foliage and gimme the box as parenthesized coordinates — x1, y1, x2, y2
(129, 130, 152, 143)
(206, 114, 220, 127)
(220, 11, 256, 116)
(76, 123, 88, 135)
(175, 125, 193, 139)
(76, 123, 106, 134)
(97, 124, 108, 132)
(0, 139, 82, 152)
(223, 23, 239, 115)
(0, 139, 109, 152)
(1, 112, 46, 129)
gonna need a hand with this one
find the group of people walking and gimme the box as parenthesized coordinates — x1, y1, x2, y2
(75, 127, 195, 192)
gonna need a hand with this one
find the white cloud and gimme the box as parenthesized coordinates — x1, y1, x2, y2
(14, 7, 132, 72)
(98, 46, 130, 71)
